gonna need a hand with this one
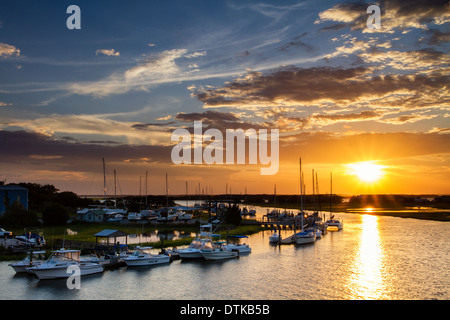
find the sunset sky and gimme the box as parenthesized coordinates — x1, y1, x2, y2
(0, 0, 449, 196)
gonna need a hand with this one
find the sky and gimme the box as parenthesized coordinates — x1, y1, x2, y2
(0, 0, 449, 196)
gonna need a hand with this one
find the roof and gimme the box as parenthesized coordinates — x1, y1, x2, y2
(0, 185, 28, 191)
(94, 229, 129, 238)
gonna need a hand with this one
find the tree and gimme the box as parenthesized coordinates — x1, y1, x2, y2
(42, 203, 69, 226)
(224, 203, 242, 226)
(0, 202, 40, 228)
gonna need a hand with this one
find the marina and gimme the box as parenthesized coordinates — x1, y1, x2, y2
(0, 207, 448, 300)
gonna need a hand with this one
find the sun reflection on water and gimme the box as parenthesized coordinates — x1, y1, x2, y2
(348, 214, 386, 299)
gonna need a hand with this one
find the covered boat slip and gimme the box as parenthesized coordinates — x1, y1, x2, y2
(94, 229, 129, 247)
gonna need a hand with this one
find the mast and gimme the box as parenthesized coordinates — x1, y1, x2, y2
(330, 172, 333, 218)
(145, 171, 148, 209)
(102, 158, 107, 209)
(166, 173, 169, 208)
(114, 169, 117, 209)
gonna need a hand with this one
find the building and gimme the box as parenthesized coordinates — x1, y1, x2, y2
(0, 185, 29, 215)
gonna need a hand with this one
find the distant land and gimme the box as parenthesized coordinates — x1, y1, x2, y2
(85, 193, 450, 221)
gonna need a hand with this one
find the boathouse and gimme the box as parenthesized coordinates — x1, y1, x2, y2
(94, 229, 129, 247)
(0, 185, 28, 215)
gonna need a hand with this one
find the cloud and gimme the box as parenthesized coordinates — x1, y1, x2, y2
(67, 49, 206, 97)
(96, 49, 120, 56)
(0, 43, 20, 58)
(4, 113, 173, 146)
(316, 0, 450, 33)
(191, 66, 449, 110)
(359, 48, 450, 73)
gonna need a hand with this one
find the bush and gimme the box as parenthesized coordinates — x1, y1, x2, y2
(42, 203, 69, 226)
(0, 202, 40, 228)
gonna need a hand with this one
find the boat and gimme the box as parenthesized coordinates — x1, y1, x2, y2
(127, 212, 142, 221)
(27, 249, 104, 280)
(200, 241, 239, 261)
(293, 158, 316, 245)
(269, 232, 281, 243)
(326, 217, 343, 230)
(294, 229, 316, 245)
(123, 246, 171, 267)
(177, 224, 219, 259)
(326, 172, 343, 231)
(176, 210, 193, 221)
(9, 250, 46, 273)
(224, 235, 251, 254)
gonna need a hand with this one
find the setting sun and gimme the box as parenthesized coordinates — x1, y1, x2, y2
(346, 162, 386, 183)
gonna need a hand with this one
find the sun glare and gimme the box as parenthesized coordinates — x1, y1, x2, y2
(346, 162, 386, 183)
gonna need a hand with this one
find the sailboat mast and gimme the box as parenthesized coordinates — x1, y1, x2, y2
(330, 172, 333, 218)
(102, 158, 107, 208)
(145, 171, 148, 209)
(166, 173, 169, 208)
(114, 169, 117, 209)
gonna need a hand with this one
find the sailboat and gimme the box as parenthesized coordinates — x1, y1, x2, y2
(326, 172, 343, 231)
(294, 158, 316, 245)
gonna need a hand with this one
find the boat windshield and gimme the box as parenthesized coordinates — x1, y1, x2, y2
(47, 250, 80, 263)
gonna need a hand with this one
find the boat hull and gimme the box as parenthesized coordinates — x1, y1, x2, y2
(294, 236, 316, 245)
(30, 263, 104, 280)
(124, 255, 171, 267)
(178, 249, 203, 259)
(201, 250, 239, 261)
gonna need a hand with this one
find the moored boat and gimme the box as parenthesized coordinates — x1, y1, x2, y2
(123, 246, 171, 267)
(9, 250, 46, 273)
(27, 249, 104, 280)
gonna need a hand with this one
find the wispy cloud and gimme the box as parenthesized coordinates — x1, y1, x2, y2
(96, 49, 120, 56)
(0, 43, 20, 58)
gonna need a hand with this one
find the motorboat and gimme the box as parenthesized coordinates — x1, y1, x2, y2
(176, 210, 193, 221)
(123, 246, 171, 267)
(294, 230, 316, 245)
(127, 212, 142, 221)
(269, 232, 281, 243)
(27, 249, 104, 280)
(326, 217, 343, 230)
(9, 250, 46, 273)
(224, 243, 251, 254)
(224, 235, 251, 254)
(200, 242, 239, 261)
(177, 224, 219, 259)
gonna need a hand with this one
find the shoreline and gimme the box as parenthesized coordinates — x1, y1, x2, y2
(248, 202, 450, 222)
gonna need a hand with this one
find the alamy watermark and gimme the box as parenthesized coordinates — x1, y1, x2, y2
(171, 121, 279, 175)
(66, 265, 81, 289)
(367, 5, 381, 29)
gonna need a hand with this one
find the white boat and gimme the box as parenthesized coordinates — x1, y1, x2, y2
(269, 232, 281, 243)
(176, 210, 193, 221)
(27, 249, 104, 280)
(200, 243, 239, 261)
(294, 230, 316, 245)
(224, 243, 251, 254)
(127, 212, 142, 221)
(224, 235, 251, 254)
(177, 224, 218, 259)
(123, 246, 171, 267)
(9, 250, 46, 273)
(326, 218, 343, 230)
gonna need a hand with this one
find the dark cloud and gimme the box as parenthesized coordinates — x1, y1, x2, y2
(192, 66, 449, 108)
(0, 130, 171, 172)
(317, 0, 450, 32)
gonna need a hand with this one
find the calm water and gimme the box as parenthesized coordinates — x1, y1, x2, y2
(0, 208, 448, 300)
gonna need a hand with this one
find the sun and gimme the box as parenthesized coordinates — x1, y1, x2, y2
(346, 161, 386, 183)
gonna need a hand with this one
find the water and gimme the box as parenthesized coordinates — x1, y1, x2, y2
(0, 208, 448, 300)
